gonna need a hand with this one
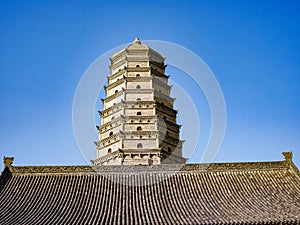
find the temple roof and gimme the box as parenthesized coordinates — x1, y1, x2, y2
(0, 152, 300, 225)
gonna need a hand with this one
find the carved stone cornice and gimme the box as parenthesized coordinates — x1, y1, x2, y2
(160, 149, 187, 163)
(97, 133, 122, 148)
(122, 130, 158, 136)
(125, 76, 152, 82)
(106, 76, 154, 90)
(157, 118, 181, 133)
(125, 88, 154, 94)
(121, 148, 161, 154)
(154, 90, 175, 104)
(121, 115, 157, 124)
(149, 59, 166, 68)
(105, 76, 126, 91)
(151, 68, 169, 79)
(101, 89, 124, 103)
(110, 60, 127, 72)
(91, 150, 122, 165)
(110, 49, 126, 63)
(152, 76, 172, 90)
(99, 132, 121, 142)
(123, 100, 155, 106)
(99, 101, 124, 117)
(126, 67, 150, 72)
(159, 133, 183, 147)
(108, 68, 126, 82)
(98, 120, 123, 134)
(156, 101, 177, 117)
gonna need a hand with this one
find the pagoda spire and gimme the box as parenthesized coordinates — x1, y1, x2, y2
(133, 37, 141, 44)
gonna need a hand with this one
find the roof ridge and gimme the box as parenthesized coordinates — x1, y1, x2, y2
(7, 160, 290, 174)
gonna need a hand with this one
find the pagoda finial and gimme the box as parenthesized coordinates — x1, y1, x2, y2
(134, 37, 141, 44)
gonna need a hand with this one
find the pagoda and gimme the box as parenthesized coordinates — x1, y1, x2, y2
(92, 38, 186, 165)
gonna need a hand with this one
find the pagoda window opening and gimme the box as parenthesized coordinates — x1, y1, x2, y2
(136, 74, 140, 77)
(136, 98, 141, 102)
(137, 112, 142, 116)
(137, 143, 143, 148)
(109, 132, 113, 136)
(108, 148, 112, 153)
(168, 147, 171, 152)
(136, 64, 140, 67)
(136, 85, 141, 89)
(115, 90, 118, 94)
(137, 126, 142, 131)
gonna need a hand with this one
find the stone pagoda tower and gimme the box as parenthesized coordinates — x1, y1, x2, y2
(93, 38, 186, 165)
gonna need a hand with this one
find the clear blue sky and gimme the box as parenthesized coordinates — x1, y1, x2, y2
(0, 0, 299, 170)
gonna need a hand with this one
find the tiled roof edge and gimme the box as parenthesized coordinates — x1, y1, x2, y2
(289, 160, 300, 179)
(10, 165, 94, 174)
(6, 160, 292, 175)
(0, 167, 12, 191)
(282, 151, 300, 179)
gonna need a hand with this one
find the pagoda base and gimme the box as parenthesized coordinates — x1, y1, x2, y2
(92, 149, 187, 166)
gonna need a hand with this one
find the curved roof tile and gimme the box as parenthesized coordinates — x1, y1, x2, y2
(0, 158, 300, 224)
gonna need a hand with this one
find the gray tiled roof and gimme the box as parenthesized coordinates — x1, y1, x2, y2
(0, 155, 300, 224)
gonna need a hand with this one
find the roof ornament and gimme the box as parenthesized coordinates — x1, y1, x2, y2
(3, 157, 14, 167)
(283, 151, 293, 162)
(133, 37, 141, 44)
